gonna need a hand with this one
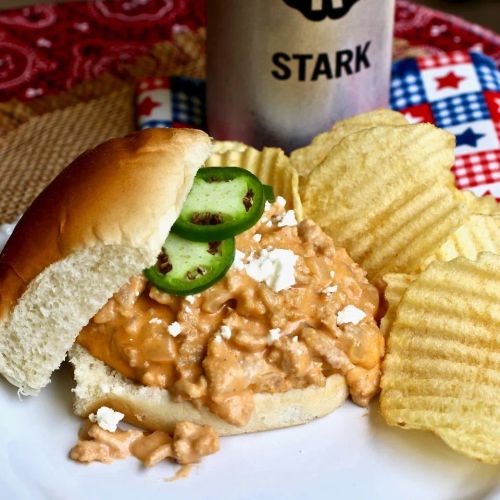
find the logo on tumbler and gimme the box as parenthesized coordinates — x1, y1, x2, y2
(283, 0, 360, 21)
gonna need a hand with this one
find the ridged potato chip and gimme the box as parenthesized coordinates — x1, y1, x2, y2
(459, 190, 499, 215)
(301, 124, 466, 284)
(423, 214, 500, 267)
(380, 253, 500, 464)
(380, 274, 415, 337)
(206, 142, 303, 220)
(211, 140, 249, 155)
(290, 109, 408, 178)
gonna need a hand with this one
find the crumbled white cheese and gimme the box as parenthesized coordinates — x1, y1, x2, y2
(330, 271, 335, 279)
(214, 334, 223, 344)
(336, 305, 367, 326)
(89, 406, 124, 432)
(265, 220, 273, 227)
(219, 325, 232, 340)
(232, 249, 246, 271)
(253, 233, 262, 243)
(185, 295, 196, 304)
(276, 210, 297, 228)
(167, 321, 182, 337)
(322, 285, 338, 296)
(276, 195, 287, 208)
(244, 248, 299, 292)
(264, 201, 272, 212)
(184, 305, 192, 314)
(292, 336, 298, 343)
(267, 328, 282, 344)
(149, 318, 164, 325)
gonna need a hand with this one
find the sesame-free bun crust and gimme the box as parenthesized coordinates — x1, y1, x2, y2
(0, 128, 211, 395)
(70, 345, 349, 435)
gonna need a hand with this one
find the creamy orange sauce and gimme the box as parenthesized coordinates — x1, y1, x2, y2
(77, 203, 384, 426)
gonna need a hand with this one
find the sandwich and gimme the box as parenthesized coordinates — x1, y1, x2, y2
(0, 128, 384, 464)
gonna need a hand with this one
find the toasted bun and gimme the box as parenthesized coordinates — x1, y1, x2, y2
(70, 345, 348, 435)
(0, 128, 211, 395)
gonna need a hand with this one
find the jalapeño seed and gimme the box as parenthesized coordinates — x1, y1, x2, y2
(191, 212, 224, 225)
(243, 189, 254, 212)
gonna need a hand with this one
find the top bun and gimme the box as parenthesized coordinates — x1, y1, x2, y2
(0, 128, 211, 395)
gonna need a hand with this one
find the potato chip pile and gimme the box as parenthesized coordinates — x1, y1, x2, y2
(381, 253, 500, 464)
(298, 113, 499, 285)
(207, 110, 500, 463)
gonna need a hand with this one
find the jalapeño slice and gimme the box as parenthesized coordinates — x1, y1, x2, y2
(172, 167, 265, 242)
(144, 233, 235, 296)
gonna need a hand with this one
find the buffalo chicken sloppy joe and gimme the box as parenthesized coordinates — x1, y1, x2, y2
(78, 197, 384, 427)
(0, 130, 385, 472)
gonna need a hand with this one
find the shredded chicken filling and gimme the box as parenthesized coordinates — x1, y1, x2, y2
(70, 420, 219, 466)
(77, 203, 384, 426)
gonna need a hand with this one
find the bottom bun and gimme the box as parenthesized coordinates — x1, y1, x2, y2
(69, 345, 349, 436)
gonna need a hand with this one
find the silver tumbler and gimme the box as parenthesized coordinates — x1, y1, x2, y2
(207, 0, 395, 152)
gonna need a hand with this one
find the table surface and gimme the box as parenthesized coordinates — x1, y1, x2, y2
(1, 0, 499, 33)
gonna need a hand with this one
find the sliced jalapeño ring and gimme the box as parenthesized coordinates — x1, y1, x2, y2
(144, 233, 235, 296)
(171, 167, 266, 242)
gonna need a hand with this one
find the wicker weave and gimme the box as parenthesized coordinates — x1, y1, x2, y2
(0, 28, 206, 223)
(0, 87, 134, 223)
(0, 101, 37, 135)
(25, 75, 129, 117)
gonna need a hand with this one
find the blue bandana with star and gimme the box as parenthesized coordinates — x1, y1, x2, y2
(391, 50, 500, 200)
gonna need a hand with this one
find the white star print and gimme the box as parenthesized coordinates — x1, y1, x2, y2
(495, 98, 500, 114)
(404, 113, 424, 124)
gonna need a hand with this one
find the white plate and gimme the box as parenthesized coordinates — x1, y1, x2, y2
(0, 224, 499, 500)
(1, 366, 499, 500)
